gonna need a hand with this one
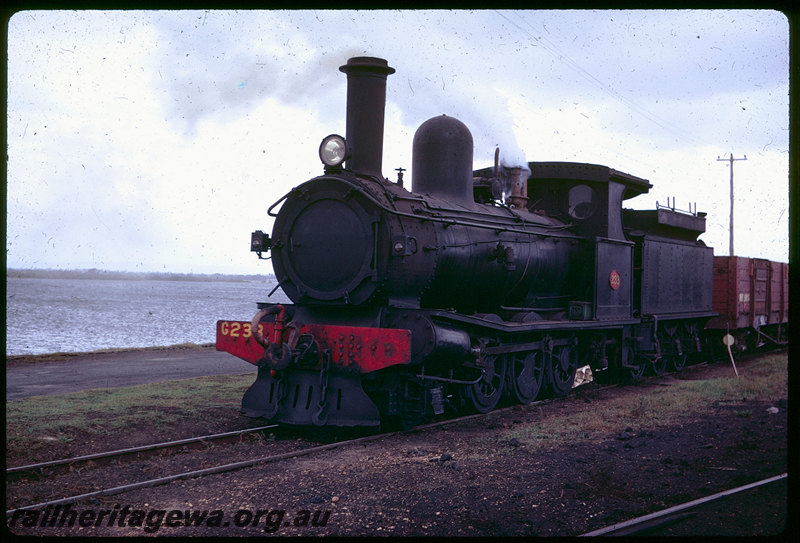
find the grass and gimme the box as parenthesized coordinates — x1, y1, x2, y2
(6, 374, 255, 460)
(472, 352, 787, 454)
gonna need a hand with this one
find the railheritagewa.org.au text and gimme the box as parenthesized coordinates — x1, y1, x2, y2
(8, 504, 331, 534)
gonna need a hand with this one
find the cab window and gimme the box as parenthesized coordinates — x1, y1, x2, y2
(567, 184, 596, 220)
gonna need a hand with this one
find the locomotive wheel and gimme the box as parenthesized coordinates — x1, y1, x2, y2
(661, 325, 687, 373)
(509, 351, 545, 404)
(683, 322, 702, 362)
(466, 355, 507, 413)
(547, 344, 578, 397)
(621, 345, 646, 383)
(649, 355, 668, 376)
(669, 351, 687, 372)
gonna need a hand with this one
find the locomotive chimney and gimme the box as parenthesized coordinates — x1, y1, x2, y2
(339, 57, 395, 179)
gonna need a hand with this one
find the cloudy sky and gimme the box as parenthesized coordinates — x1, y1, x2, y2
(6, 9, 790, 274)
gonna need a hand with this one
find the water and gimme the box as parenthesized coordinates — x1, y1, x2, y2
(5, 276, 290, 356)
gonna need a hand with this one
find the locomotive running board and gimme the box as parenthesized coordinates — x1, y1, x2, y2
(241, 366, 381, 427)
(426, 310, 642, 332)
(429, 310, 716, 333)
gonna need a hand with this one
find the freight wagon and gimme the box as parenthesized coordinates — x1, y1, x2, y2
(707, 256, 789, 353)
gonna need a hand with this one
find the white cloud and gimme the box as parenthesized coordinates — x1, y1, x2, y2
(6, 9, 790, 272)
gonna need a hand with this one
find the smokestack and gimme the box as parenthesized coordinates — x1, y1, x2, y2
(339, 57, 395, 179)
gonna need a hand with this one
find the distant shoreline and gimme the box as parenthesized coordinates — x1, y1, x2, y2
(5, 343, 217, 366)
(6, 268, 273, 283)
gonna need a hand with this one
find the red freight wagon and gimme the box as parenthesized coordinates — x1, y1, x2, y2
(707, 256, 788, 351)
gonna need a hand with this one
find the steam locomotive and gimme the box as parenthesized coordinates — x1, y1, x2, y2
(216, 56, 718, 428)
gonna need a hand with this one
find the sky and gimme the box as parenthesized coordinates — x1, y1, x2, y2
(6, 9, 791, 274)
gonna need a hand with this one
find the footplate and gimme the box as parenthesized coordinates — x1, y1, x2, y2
(241, 367, 381, 427)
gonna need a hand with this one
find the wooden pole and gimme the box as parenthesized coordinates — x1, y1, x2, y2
(717, 153, 747, 256)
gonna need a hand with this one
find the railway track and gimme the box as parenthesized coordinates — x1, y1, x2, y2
(5, 380, 593, 516)
(6, 424, 278, 477)
(7, 348, 783, 520)
(579, 473, 788, 536)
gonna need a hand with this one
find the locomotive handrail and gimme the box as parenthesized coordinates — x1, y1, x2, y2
(371, 190, 578, 238)
(415, 372, 484, 386)
(389, 192, 562, 228)
(656, 198, 701, 216)
(267, 191, 291, 217)
(412, 204, 572, 231)
(375, 175, 570, 231)
(270, 174, 580, 240)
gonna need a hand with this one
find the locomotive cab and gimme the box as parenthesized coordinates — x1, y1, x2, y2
(516, 162, 652, 321)
(522, 162, 652, 241)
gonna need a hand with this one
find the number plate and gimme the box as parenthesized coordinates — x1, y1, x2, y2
(215, 320, 271, 364)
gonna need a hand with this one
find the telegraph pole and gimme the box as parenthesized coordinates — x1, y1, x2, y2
(717, 153, 747, 256)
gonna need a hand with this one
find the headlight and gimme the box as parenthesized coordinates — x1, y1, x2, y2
(319, 134, 348, 167)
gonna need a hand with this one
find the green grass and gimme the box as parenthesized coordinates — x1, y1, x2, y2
(6, 374, 255, 460)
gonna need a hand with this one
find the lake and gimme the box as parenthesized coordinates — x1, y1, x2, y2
(5, 276, 289, 356)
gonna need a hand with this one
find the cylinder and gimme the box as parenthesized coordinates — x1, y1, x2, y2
(339, 57, 395, 179)
(385, 311, 472, 366)
(411, 115, 474, 205)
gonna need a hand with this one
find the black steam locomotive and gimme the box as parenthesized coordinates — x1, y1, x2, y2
(216, 57, 715, 427)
